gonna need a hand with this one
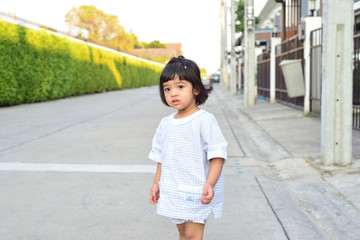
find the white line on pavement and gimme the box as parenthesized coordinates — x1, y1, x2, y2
(0, 162, 157, 174)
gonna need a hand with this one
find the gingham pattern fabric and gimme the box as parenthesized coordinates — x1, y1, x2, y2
(149, 110, 227, 220)
(170, 218, 207, 225)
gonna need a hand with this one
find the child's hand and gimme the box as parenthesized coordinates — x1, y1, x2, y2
(200, 182, 214, 204)
(149, 183, 160, 205)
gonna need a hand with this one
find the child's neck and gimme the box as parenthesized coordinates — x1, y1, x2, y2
(174, 106, 200, 119)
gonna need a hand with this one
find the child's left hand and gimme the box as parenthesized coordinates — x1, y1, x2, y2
(200, 182, 214, 204)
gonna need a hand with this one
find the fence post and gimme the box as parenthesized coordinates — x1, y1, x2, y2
(321, 0, 354, 165)
(237, 56, 242, 92)
(230, 0, 237, 95)
(304, 17, 322, 115)
(270, 37, 281, 103)
(244, 0, 255, 106)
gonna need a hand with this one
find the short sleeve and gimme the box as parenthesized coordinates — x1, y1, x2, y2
(148, 121, 163, 163)
(201, 114, 228, 162)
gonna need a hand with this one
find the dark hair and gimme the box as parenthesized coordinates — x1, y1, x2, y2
(159, 56, 213, 106)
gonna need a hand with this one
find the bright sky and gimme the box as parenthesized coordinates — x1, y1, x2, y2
(0, 0, 267, 74)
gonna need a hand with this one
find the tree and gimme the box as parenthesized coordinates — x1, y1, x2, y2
(109, 32, 139, 51)
(65, 5, 167, 54)
(235, 0, 259, 33)
(65, 6, 104, 43)
(65, 5, 139, 51)
(144, 40, 166, 49)
(134, 40, 166, 49)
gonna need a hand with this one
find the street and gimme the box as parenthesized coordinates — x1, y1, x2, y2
(1, 85, 360, 239)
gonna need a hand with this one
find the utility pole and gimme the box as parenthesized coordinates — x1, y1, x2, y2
(321, 0, 353, 165)
(244, 0, 255, 106)
(220, 0, 229, 90)
(230, 0, 237, 95)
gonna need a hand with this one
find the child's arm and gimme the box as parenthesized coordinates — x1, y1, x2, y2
(201, 158, 224, 204)
(149, 162, 162, 205)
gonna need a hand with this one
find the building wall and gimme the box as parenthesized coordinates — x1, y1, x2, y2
(255, 32, 271, 41)
(257, 1, 282, 29)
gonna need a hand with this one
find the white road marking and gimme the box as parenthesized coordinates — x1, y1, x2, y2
(0, 162, 156, 174)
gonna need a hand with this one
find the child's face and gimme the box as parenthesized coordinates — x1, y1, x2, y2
(162, 75, 199, 113)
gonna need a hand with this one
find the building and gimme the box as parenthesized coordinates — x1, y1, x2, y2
(130, 43, 183, 63)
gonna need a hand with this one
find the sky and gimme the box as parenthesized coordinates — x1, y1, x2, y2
(0, 0, 267, 74)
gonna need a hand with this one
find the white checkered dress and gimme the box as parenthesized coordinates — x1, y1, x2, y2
(149, 110, 227, 220)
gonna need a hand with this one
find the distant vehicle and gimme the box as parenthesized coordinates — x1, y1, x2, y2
(201, 76, 211, 87)
(209, 73, 220, 83)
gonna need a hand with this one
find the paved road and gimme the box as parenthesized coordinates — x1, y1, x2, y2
(1, 85, 360, 239)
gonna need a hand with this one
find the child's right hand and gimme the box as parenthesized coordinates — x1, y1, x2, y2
(149, 183, 160, 205)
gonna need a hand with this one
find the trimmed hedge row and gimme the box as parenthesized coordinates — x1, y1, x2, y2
(0, 20, 163, 106)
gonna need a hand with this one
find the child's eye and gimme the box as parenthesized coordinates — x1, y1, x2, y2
(164, 88, 170, 92)
(178, 85, 184, 89)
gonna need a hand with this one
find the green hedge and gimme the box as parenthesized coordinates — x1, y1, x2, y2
(0, 20, 163, 106)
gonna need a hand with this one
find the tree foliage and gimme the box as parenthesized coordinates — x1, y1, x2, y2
(144, 40, 166, 49)
(236, 0, 260, 33)
(65, 5, 139, 51)
(135, 40, 167, 49)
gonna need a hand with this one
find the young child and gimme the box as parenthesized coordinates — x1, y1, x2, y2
(149, 56, 227, 240)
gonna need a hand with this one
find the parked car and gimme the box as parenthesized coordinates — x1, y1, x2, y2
(209, 73, 220, 83)
(201, 76, 211, 87)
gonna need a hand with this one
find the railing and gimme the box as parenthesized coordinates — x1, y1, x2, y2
(310, 28, 322, 117)
(353, 19, 360, 130)
(285, 0, 301, 39)
(275, 35, 304, 108)
(307, 21, 360, 131)
(241, 62, 244, 90)
(257, 51, 271, 99)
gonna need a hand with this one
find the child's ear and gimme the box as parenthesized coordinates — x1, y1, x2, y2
(193, 88, 200, 96)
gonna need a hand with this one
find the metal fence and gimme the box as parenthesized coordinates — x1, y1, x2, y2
(353, 19, 360, 130)
(307, 22, 360, 131)
(254, 13, 360, 131)
(257, 51, 271, 99)
(310, 28, 323, 117)
(285, 0, 301, 39)
(275, 35, 304, 108)
(241, 62, 244, 90)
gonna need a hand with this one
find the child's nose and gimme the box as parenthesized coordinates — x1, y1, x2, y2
(171, 89, 178, 96)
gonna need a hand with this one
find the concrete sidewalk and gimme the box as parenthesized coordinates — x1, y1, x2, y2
(210, 86, 360, 239)
(0, 85, 360, 239)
